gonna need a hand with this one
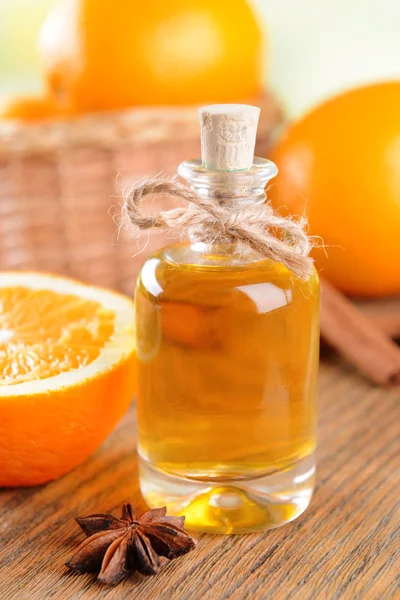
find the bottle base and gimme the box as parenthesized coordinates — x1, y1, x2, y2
(138, 452, 316, 534)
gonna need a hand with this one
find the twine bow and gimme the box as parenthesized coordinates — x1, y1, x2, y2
(123, 177, 313, 280)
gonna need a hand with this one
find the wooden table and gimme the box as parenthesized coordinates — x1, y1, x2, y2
(0, 356, 399, 600)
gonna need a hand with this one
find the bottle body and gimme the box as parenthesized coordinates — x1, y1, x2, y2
(135, 242, 320, 533)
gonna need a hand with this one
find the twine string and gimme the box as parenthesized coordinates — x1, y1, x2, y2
(123, 177, 313, 280)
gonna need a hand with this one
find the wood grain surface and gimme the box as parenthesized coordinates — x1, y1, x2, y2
(0, 356, 399, 600)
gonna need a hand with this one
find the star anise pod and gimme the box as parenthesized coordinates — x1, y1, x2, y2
(65, 503, 197, 585)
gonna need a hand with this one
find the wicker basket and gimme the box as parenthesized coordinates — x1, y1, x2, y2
(0, 94, 282, 295)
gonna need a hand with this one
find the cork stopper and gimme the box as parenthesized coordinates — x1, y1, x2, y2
(199, 104, 260, 172)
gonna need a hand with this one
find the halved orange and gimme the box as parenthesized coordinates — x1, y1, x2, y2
(0, 272, 136, 487)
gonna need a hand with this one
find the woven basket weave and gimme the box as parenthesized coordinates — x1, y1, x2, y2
(0, 93, 282, 295)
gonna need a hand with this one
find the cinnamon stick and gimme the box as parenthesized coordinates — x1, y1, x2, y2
(360, 310, 400, 338)
(320, 279, 400, 386)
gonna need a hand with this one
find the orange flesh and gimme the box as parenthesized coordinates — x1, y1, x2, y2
(0, 286, 115, 385)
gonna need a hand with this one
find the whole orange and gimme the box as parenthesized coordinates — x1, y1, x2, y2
(38, 0, 262, 112)
(268, 81, 400, 297)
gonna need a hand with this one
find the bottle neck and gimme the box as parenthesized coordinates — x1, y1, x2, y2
(161, 158, 279, 267)
(162, 240, 264, 269)
(177, 157, 278, 207)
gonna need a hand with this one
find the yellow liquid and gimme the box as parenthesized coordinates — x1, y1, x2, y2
(136, 243, 319, 472)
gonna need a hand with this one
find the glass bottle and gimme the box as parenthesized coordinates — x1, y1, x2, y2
(134, 105, 320, 534)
